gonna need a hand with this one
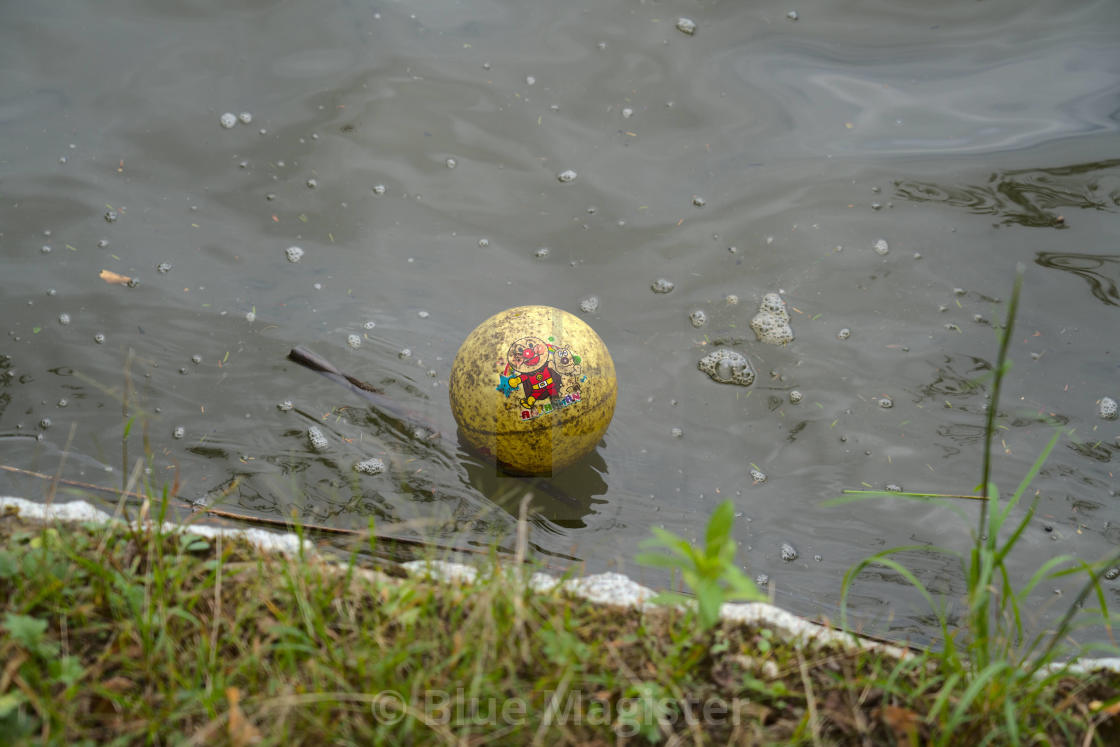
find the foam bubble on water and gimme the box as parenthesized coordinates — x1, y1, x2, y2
(191, 354, 202, 365)
(172, 426, 185, 440)
(354, 457, 385, 475)
(557, 169, 577, 183)
(579, 296, 600, 313)
(306, 177, 318, 189)
(676, 17, 697, 35)
(786, 11, 799, 21)
(780, 542, 798, 562)
(750, 292, 793, 345)
(219, 112, 237, 129)
(417, 310, 430, 319)
(277, 400, 293, 412)
(104, 210, 118, 223)
(878, 397, 894, 409)
(650, 277, 675, 294)
(689, 309, 708, 328)
(445, 158, 457, 169)
(372, 184, 386, 195)
(245, 310, 256, 322)
(873, 238, 889, 255)
(39, 417, 52, 430)
(308, 426, 329, 451)
(759, 293, 787, 317)
(1099, 396, 1119, 420)
(58, 313, 71, 325)
(285, 246, 305, 263)
(789, 390, 803, 404)
(347, 334, 361, 349)
(751, 468, 767, 484)
(399, 348, 412, 359)
(156, 262, 172, 273)
(93, 333, 105, 344)
(698, 348, 755, 386)
(478, 238, 490, 247)
(363, 320, 376, 330)
(535, 247, 550, 259)
(691, 195, 706, 207)
(670, 427, 684, 438)
(837, 327, 851, 340)
(238, 112, 253, 124)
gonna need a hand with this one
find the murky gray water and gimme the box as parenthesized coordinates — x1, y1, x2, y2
(3, 0, 1119, 644)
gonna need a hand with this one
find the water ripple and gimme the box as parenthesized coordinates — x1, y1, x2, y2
(896, 159, 1120, 228)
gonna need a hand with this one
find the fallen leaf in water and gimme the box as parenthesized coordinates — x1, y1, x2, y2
(99, 269, 132, 285)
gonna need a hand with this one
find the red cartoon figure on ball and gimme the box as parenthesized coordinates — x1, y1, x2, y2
(503, 336, 560, 409)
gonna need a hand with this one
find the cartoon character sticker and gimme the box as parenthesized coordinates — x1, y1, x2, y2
(551, 347, 582, 400)
(496, 336, 586, 420)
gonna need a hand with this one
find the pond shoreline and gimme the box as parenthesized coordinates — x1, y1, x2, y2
(3, 495, 1118, 743)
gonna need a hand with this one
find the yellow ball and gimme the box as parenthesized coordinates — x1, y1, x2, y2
(449, 305, 617, 475)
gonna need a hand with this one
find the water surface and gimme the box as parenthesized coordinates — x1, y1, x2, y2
(2, 0, 1119, 644)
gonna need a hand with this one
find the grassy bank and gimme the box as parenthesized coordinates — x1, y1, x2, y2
(2, 507, 1118, 746)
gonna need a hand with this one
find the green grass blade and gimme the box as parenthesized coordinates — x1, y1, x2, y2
(979, 266, 1023, 528)
(1002, 695, 1020, 745)
(947, 660, 1011, 730)
(839, 545, 959, 635)
(704, 500, 734, 551)
(996, 428, 1063, 533)
(1014, 554, 1078, 601)
(927, 671, 962, 731)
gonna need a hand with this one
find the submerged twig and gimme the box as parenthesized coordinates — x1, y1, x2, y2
(841, 490, 986, 501)
(287, 345, 441, 438)
(0, 463, 495, 560)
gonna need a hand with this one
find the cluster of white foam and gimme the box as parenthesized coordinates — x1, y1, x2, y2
(697, 348, 756, 386)
(750, 292, 794, 345)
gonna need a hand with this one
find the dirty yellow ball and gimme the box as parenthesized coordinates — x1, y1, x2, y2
(449, 305, 617, 475)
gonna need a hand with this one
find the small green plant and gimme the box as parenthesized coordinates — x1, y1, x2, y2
(832, 266, 1120, 743)
(636, 500, 766, 629)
